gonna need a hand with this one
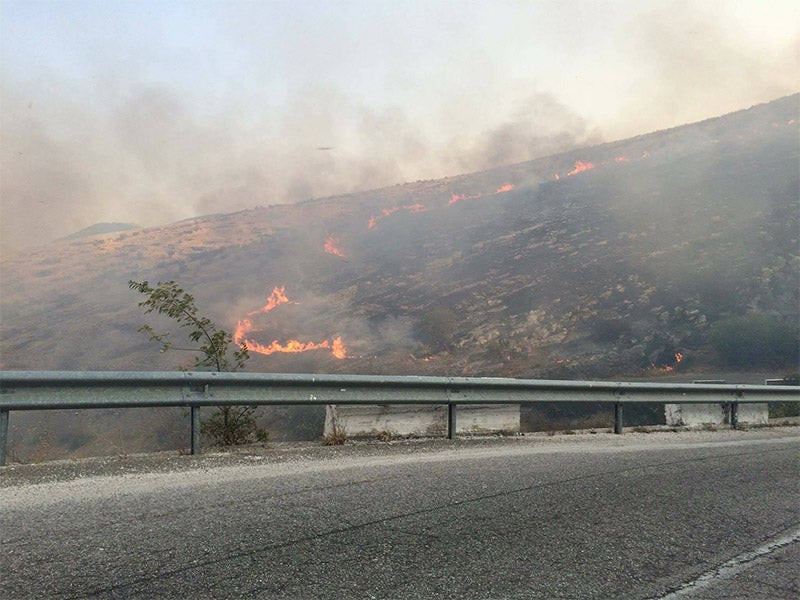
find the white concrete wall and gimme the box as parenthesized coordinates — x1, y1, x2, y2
(324, 404, 520, 439)
(665, 403, 768, 427)
(736, 404, 769, 425)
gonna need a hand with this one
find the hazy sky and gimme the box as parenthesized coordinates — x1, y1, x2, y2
(1, 0, 798, 253)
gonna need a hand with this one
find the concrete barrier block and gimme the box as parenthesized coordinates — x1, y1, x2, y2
(665, 403, 769, 427)
(736, 404, 769, 425)
(665, 403, 725, 427)
(324, 404, 520, 438)
(454, 404, 520, 434)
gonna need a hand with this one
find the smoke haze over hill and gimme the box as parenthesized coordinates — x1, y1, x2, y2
(1, 0, 798, 253)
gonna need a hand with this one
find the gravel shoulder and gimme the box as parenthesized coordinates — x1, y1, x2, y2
(2, 425, 798, 489)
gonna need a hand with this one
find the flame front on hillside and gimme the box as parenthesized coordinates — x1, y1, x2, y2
(552, 151, 651, 180)
(234, 286, 347, 359)
(448, 183, 515, 205)
(324, 235, 346, 257)
(660, 352, 684, 372)
(368, 203, 428, 229)
(567, 160, 595, 176)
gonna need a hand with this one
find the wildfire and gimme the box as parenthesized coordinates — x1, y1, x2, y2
(368, 203, 429, 229)
(234, 287, 347, 359)
(367, 182, 514, 229)
(260, 286, 291, 313)
(243, 338, 333, 355)
(660, 352, 684, 372)
(242, 337, 346, 358)
(567, 160, 595, 176)
(449, 183, 514, 205)
(234, 286, 294, 348)
(551, 152, 651, 181)
(324, 235, 346, 257)
(233, 318, 253, 345)
(331, 336, 347, 359)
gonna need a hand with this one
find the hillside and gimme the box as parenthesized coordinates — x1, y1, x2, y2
(60, 222, 140, 241)
(1, 95, 798, 382)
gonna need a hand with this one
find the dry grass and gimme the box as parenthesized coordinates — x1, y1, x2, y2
(323, 428, 348, 446)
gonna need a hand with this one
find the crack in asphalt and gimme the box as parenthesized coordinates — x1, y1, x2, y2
(647, 525, 800, 599)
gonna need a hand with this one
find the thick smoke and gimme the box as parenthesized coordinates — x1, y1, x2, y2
(0, 83, 593, 254)
(1, 0, 797, 254)
(451, 94, 603, 173)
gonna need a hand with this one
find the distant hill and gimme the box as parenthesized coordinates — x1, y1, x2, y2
(1, 95, 798, 381)
(61, 222, 139, 240)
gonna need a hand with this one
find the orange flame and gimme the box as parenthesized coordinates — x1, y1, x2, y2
(614, 156, 629, 163)
(234, 286, 293, 347)
(554, 173, 560, 180)
(233, 317, 253, 346)
(368, 204, 429, 229)
(449, 185, 513, 206)
(660, 352, 684, 372)
(260, 286, 291, 313)
(788, 119, 796, 125)
(567, 160, 595, 176)
(641, 150, 650, 158)
(241, 336, 347, 358)
(324, 235, 346, 257)
(234, 287, 347, 359)
(331, 336, 347, 359)
(241, 338, 330, 356)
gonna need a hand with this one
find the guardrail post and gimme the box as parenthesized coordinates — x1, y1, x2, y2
(614, 402, 623, 434)
(730, 401, 739, 430)
(0, 408, 8, 466)
(190, 405, 201, 455)
(447, 403, 457, 440)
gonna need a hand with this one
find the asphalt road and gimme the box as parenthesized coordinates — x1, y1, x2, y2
(1, 429, 798, 599)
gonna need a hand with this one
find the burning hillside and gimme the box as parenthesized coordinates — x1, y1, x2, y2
(0, 94, 797, 379)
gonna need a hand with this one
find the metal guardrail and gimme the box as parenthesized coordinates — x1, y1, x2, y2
(1, 370, 798, 465)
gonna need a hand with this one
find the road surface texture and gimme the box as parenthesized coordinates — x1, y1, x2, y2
(2, 428, 798, 599)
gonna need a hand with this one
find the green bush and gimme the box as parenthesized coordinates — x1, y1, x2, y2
(710, 314, 799, 367)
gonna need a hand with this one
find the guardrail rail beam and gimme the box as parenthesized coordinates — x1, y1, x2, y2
(1, 371, 798, 465)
